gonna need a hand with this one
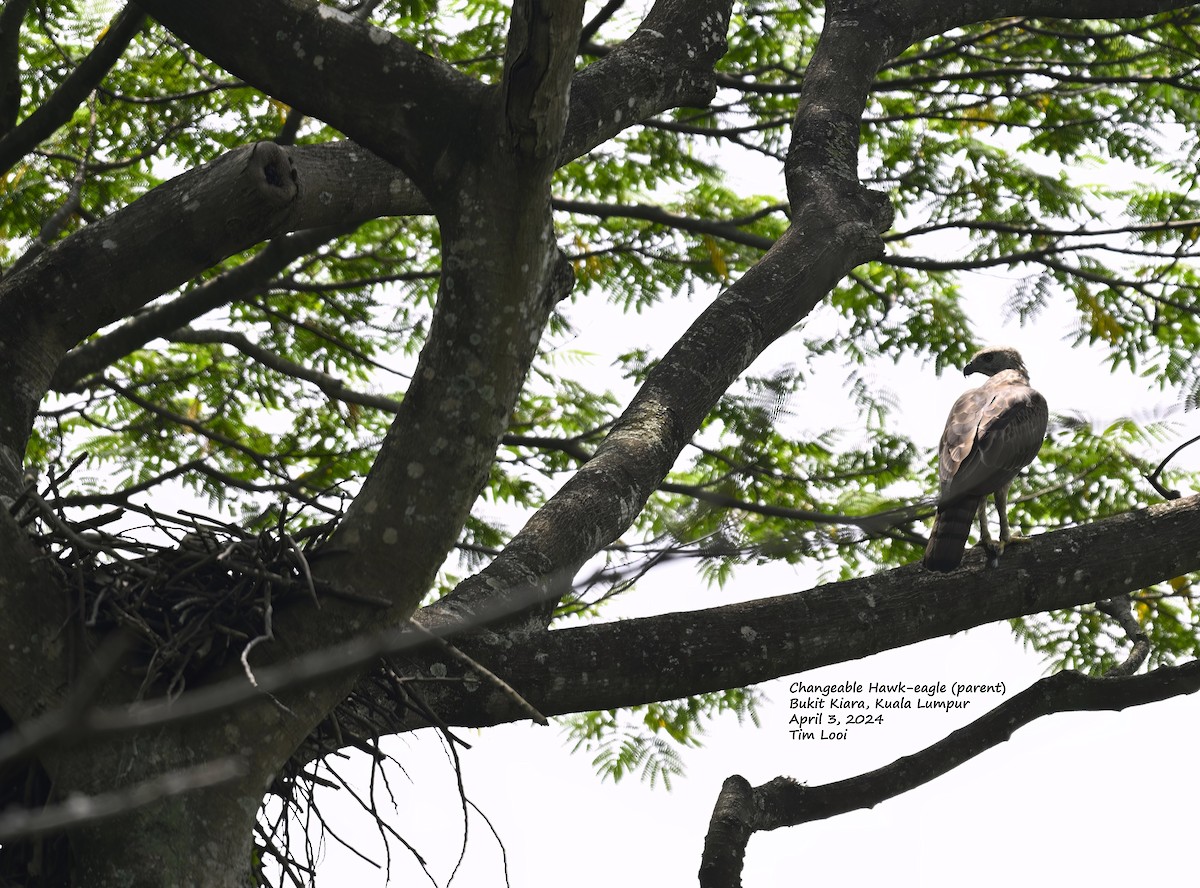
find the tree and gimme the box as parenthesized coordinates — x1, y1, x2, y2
(2, 0, 1200, 884)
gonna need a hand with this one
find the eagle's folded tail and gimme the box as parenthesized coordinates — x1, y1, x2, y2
(923, 496, 980, 572)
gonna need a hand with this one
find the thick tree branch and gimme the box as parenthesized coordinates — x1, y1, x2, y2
(399, 494, 1200, 730)
(500, 1, 586, 166)
(785, 2, 913, 202)
(136, 0, 484, 186)
(307, 3, 585, 625)
(560, 0, 734, 163)
(0, 5, 145, 177)
(698, 659, 1200, 887)
(33, 495, 1200, 767)
(699, 776, 756, 888)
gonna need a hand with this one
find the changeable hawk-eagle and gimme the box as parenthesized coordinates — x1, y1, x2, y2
(923, 346, 1048, 572)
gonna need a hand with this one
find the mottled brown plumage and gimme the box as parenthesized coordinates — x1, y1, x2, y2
(924, 346, 1048, 572)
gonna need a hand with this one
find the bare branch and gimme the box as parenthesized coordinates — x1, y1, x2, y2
(579, 0, 624, 45)
(166, 327, 403, 414)
(1146, 432, 1200, 499)
(902, 0, 1200, 42)
(554, 198, 778, 250)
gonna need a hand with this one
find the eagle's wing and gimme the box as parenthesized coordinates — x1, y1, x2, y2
(938, 369, 1048, 505)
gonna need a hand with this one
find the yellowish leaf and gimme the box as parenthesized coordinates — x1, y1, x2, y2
(1076, 287, 1125, 344)
(702, 234, 729, 281)
(269, 98, 291, 122)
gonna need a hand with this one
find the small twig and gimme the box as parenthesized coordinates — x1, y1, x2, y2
(442, 714, 471, 888)
(1146, 432, 1200, 500)
(254, 823, 313, 888)
(383, 668, 472, 750)
(466, 798, 511, 888)
(25, 489, 157, 578)
(296, 768, 340, 791)
(52, 452, 90, 488)
(177, 509, 257, 540)
(406, 618, 549, 726)
(282, 530, 320, 608)
(241, 584, 274, 688)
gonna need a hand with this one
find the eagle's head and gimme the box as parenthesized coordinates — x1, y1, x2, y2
(964, 345, 1029, 379)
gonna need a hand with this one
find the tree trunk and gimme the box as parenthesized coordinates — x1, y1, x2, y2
(67, 787, 257, 888)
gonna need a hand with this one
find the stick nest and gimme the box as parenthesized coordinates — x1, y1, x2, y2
(11, 480, 339, 697)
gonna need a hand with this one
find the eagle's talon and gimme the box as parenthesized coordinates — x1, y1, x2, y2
(984, 540, 1003, 568)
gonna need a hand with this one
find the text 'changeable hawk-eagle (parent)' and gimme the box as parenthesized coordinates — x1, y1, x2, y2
(923, 346, 1048, 572)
